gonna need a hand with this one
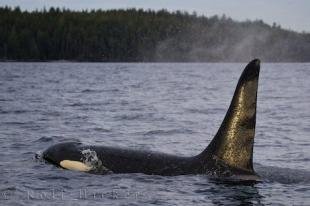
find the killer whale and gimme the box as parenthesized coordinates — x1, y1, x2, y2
(42, 59, 261, 181)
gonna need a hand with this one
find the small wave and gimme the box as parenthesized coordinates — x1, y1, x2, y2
(0, 109, 29, 114)
(81, 89, 104, 93)
(33, 136, 78, 144)
(130, 83, 143, 89)
(129, 107, 144, 111)
(46, 79, 60, 83)
(144, 128, 194, 136)
(34, 136, 54, 143)
(66, 102, 105, 107)
(39, 175, 70, 181)
(3, 121, 27, 125)
(0, 98, 13, 102)
(302, 127, 310, 132)
(65, 102, 84, 107)
(10, 142, 28, 149)
(41, 111, 62, 117)
(262, 95, 290, 100)
(295, 187, 310, 192)
(81, 88, 120, 93)
(186, 108, 225, 115)
(92, 127, 111, 132)
(114, 114, 145, 121)
(103, 88, 120, 92)
(255, 164, 310, 184)
(0, 186, 17, 192)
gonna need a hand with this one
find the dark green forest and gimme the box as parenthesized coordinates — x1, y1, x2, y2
(0, 6, 310, 62)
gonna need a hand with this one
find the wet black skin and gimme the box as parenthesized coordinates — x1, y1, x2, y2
(43, 59, 261, 181)
(44, 142, 259, 179)
(44, 142, 199, 175)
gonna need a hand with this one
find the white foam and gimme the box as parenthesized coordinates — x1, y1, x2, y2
(80, 149, 111, 174)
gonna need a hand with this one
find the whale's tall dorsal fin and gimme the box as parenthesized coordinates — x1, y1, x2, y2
(199, 59, 260, 173)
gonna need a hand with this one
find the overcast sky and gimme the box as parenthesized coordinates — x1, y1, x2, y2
(1, 0, 309, 32)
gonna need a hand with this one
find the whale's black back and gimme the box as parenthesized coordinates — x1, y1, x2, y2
(42, 59, 261, 179)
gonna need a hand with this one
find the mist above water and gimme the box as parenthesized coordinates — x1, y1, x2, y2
(153, 15, 310, 62)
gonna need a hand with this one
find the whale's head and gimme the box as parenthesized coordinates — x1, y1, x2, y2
(43, 142, 93, 172)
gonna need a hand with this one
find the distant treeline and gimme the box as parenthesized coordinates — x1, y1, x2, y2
(1, 6, 310, 62)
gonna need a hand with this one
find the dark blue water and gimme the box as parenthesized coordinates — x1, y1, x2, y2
(0, 62, 309, 205)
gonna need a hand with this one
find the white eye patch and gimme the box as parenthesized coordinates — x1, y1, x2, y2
(60, 160, 92, 172)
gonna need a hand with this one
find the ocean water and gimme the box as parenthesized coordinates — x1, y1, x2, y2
(0, 62, 309, 205)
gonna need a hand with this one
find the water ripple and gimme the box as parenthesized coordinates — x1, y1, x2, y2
(0, 62, 309, 205)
